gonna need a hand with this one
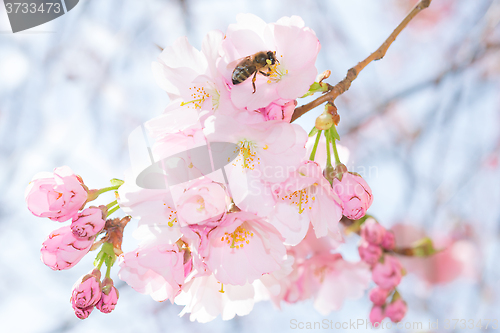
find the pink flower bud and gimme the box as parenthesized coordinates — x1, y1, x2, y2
(372, 256, 403, 290)
(332, 172, 373, 220)
(369, 306, 385, 325)
(72, 303, 93, 319)
(361, 218, 385, 245)
(70, 270, 102, 309)
(96, 286, 119, 313)
(381, 230, 396, 250)
(71, 206, 107, 238)
(369, 287, 390, 306)
(358, 241, 382, 266)
(385, 299, 407, 322)
(25, 166, 88, 222)
(41, 226, 94, 270)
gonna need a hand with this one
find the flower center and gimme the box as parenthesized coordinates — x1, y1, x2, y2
(279, 185, 317, 214)
(233, 140, 260, 170)
(267, 62, 288, 84)
(220, 225, 254, 249)
(181, 86, 210, 109)
(163, 204, 178, 227)
(196, 197, 205, 212)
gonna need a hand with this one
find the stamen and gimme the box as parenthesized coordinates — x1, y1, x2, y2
(221, 225, 254, 250)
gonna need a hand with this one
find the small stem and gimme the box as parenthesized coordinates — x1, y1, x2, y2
(96, 257, 105, 270)
(107, 205, 120, 217)
(106, 200, 118, 210)
(309, 130, 322, 161)
(105, 262, 112, 278)
(331, 134, 341, 166)
(97, 185, 121, 195)
(325, 131, 332, 168)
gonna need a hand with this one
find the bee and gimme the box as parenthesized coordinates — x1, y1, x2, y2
(231, 51, 278, 93)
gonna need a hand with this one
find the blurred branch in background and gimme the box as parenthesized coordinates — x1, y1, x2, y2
(292, 0, 432, 122)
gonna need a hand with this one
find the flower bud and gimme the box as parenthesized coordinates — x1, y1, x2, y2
(381, 230, 396, 250)
(41, 226, 94, 270)
(315, 112, 334, 130)
(372, 256, 403, 290)
(70, 270, 102, 309)
(369, 287, 390, 306)
(332, 171, 373, 220)
(385, 299, 407, 322)
(71, 206, 107, 239)
(96, 278, 119, 314)
(369, 306, 385, 325)
(358, 241, 382, 266)
(25, 166, 88, 222)
(361, 218, 386, 245)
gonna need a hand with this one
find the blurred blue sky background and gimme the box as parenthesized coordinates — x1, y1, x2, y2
(1, 0, 499, 332)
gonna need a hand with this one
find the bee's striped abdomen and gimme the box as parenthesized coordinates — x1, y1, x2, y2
(232, 63, 256, 85)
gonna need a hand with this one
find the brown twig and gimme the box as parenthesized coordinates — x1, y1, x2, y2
(291, 0, 432, 123)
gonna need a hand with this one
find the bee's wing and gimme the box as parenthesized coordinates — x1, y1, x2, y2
(226, 55, 251, 71)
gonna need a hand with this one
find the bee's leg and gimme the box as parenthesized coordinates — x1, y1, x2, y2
(252, 71, 257, 94)
(259, 70, 271, 77)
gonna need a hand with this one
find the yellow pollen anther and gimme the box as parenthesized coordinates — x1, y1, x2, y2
(221, 225, 253, 250)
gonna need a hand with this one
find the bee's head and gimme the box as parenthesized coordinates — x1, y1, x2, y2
(267, 51, 277, 65)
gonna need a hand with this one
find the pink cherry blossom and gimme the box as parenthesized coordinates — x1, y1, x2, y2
(40, 226, 94, 270)
(288, 225, 342, 260)
(271, 161, 343, 244)
(175, 274, 256, 323)
(358, 241, 382, 266)
(312, 257, 371, 315)
(205, 211, 286, 286)
(117, 173, 182, 244)
(361, 218, 385, 245)
(25, 166, 88, 222)
(372, 255, 403, 290)
(118, 239, 190, 303)
(152, 31, 234, 116)
(71, 206, 107, 239)
(221, 14, 320, 110)
(70, 270, 102, 309)
(369, 306, 385, 325)
(332, 171, 373, 220)
(278, 253, 370, 314)
(203, 114, 307, 184)
(172, 178, 228, 227)
(96, 278, 119, 314)
(381, 230, 396, 250)
(369, 287, 390, 306)
(385, 299, 407, 322)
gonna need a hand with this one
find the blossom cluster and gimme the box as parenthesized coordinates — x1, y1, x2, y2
(359, 219, 406, 323)
(24, 14, 448, 324)
(70, 269, 119, 319)
(25, 166, 124, 318)
(113, 13, 378, 322)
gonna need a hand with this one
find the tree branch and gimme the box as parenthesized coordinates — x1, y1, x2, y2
(291, 0, 432, 123)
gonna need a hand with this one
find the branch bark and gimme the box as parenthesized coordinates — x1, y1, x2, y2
(291, 0, 432, 123)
